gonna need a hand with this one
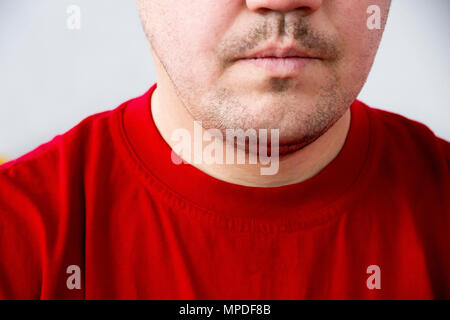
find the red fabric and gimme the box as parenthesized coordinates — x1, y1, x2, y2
(0, 83, 449, 299)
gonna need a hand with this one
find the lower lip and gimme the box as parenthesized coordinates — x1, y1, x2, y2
(240, 57, 314, 75)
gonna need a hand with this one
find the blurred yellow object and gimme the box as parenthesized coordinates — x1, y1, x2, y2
(0, 156, 6, 165)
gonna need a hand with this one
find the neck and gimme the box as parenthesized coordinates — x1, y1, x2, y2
(151, 76, 351, 188)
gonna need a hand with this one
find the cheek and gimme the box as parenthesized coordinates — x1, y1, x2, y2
(324, 0, 389, 91)
(149, 0, 242, 87)
(153, 1, 239, 57)
(329, 0, 382, 55)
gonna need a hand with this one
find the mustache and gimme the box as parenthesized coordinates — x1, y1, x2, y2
(217, 18, 341, 63)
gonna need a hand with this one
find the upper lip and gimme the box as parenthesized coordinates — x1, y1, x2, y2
(239, 44, 318, 60)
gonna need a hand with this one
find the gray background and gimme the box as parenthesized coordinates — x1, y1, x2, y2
(0, 0, 449, 160)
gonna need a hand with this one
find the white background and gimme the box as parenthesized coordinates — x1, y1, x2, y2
(0, 0, 449, 160)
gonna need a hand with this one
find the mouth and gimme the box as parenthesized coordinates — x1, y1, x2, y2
(235, 45, 321, 76)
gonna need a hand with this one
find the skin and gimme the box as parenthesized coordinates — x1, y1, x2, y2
(137, 0, 391, 187)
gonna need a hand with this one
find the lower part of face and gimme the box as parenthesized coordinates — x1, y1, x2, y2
(139, 0, 391, 147)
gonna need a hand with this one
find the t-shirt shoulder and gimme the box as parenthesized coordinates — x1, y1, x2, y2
(356, 102, 450, 250)
(0, 102, 126, 176)
(362, 102, 449, 168)
(0, 102, 125, 299)
(358, 102, 449, 211)
(0, 102, 123, 238)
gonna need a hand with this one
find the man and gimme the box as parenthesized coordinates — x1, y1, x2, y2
(0, 0, 448, 299)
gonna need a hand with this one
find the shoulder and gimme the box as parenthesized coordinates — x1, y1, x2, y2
(0, 100, 133, 298)
(360, 102, 449, 174)
(0, 98, 133, 219)
(358, 102, 449, 222)
(0, 109, 110, 186)
(0, 99, 129, 178)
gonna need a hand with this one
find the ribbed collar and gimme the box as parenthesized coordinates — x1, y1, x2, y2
(114, 83, 372, 232)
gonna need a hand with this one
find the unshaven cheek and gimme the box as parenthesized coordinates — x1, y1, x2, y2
(319, 0, 390, 102)
(187, 1, 243, 59)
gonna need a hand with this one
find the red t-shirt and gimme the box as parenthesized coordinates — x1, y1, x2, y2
(0, 83, 449, 299)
